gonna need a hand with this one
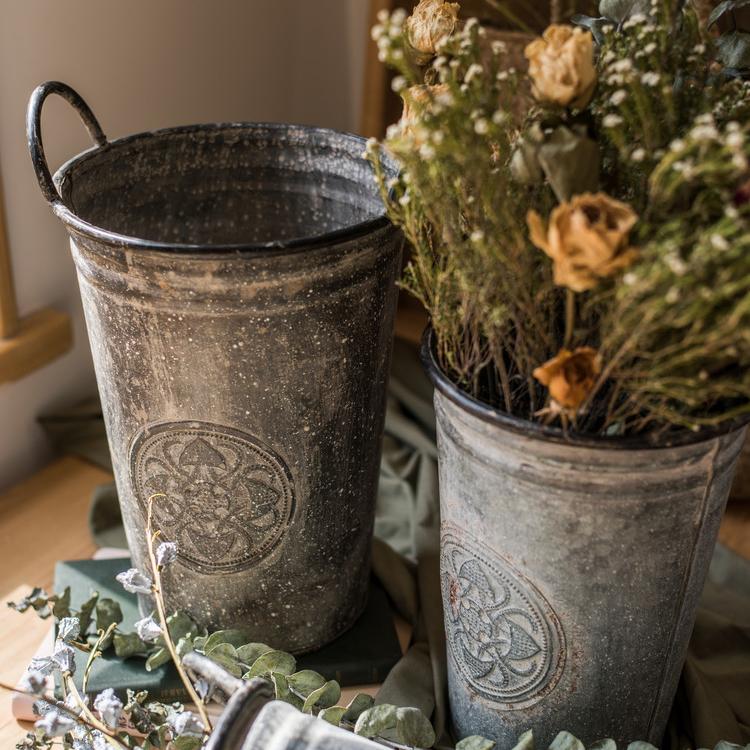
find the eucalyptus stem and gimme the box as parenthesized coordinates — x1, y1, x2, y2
(146, 496, 212, 733)
(63, 676, 129, 750)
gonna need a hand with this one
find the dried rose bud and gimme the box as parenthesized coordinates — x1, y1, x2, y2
(524, 25, 596, 109)
(527, 192, 639, 292)
(405, 0, 460, 65)
(533, 347, 602, 413)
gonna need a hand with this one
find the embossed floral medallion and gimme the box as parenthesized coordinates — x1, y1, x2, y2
(130, 421, 295, 574)
(441, 525, 566, 709)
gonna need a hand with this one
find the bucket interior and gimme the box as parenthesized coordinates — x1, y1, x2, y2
(57, 124, 387, 247)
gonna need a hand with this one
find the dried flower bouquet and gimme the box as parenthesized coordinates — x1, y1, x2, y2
(369, 0, 750, 438)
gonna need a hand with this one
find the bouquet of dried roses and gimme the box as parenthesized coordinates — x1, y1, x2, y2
(369, 0, 750, 438)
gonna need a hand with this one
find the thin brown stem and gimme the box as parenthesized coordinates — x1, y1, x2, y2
(146, 496, 212, 733)
(564, 289, 575, 350)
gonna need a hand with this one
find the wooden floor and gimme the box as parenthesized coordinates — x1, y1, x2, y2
(0, 456, 748, 745)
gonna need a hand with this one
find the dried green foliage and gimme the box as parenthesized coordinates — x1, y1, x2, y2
(370, 0, 750, 438)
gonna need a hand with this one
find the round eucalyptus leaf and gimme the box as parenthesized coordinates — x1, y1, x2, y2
(318, 706, 347, 725)
(626, 743, 658, 750)
(343, 693, 375, 723)
(236, 643, 271, 667)
(589, 740, 617, 750)
(271, 672, 303, 710)
(395, 706, 436, 748)
(457, 736, 497, 750)
(246, 649, 296, 678)
(354, 704, 399, 738)
(302, 680, 341, 713)
(287, 670, 327, 697)
(549, 732, 585, 750)
(113, 632, 148, 659)
(513, 729, 534, 750)
(145, 647, 170, 672)
(202, 629, 250, 653)
(206, 643, 243, 678)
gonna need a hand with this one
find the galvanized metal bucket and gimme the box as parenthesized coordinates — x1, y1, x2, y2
(28, 81, 402, 652)
(422, 331, 747, 748)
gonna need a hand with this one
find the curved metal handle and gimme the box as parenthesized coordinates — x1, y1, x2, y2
(27, 81, 107, 206)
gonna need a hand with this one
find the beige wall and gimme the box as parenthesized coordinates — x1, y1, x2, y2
(0, 0, 370, 489)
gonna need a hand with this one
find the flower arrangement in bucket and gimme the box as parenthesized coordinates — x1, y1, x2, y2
(368, 0, 750, 746)
(369, 0, 750, 439)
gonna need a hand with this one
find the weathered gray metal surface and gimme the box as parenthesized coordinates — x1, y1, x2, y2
(28, 82, 402, 653)
(424, 338, 747, 748)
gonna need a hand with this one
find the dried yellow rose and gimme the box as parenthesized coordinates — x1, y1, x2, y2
(405, 0, 460, 64)
(527, 193, 639, 292)
(524, 25, 596, 109)
(533, 347, 602, 413)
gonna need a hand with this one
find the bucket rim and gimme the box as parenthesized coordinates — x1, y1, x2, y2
(420, 327, 749, 451)
(52, 121, 397, 256)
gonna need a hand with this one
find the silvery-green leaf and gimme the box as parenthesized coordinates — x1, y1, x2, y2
(29, 656, 56, 676)
(511, 140, 544, 185)
(513, 730, 535, 750)
(538, 126, 600, 203)
(19, 670, 47, 694)
(58, 617, 81, 643)
(135, 616, 163, 643)
(626, 744, 657, 750)
(113, 632, 148, 659)
(168, 710, 204, 737)
(206, 643, 243, 678)
(354, 704, 399, 737)
(287, 670, 327, 697)
(457, 737, 497, 750)
(716, 31, 750, 69)
(202, 629, 250, 653)
(52, 643, 76, 675)
(93, 688, 123, 729)
(116, 569, 152, 595)
(571, 15, 610, 45)
(589, 740, 616, 750)
(302, 680, 341, 713)
(35, 709, 77, 738)
(395, 706, 436, 747)
(192, 635, 207, 651)
(155, 542, 178, 568)
(236, 643, 271, 666)
(343, 693, 375, 723)
(713, 743, 748, 750)
(550, 732, 586, 750)
(95, 599, 123, 632)
(271, 672, 303, 709)
(318, 706, 347, 725)
(176, 635, 194, 659)
(709, 0, 750, 29)
(145, 647, 170, 672)
(246, 650, 296, 678)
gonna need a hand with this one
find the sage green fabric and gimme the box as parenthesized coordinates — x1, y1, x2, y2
(40, 339, 750, 748)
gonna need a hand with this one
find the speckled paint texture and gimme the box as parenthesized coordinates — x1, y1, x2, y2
(28, 84, 402, 653)
(424, 338, 747, 748)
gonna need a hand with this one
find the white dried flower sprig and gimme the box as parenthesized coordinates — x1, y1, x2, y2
(93, 689, 123, 730)
(115, 568, 152, 595)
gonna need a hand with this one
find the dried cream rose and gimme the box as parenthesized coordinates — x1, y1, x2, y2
(533, 347, 602, 412)
(527, 193, 639, 292)
(405, 0, 460, 64)
(400, 83, 451, 142)
(524, 25, 596, 109)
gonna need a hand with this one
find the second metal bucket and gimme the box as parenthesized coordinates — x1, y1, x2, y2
(28, 82, 402, 653)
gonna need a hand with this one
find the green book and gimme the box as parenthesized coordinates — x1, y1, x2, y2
(54, 557, 402, 701)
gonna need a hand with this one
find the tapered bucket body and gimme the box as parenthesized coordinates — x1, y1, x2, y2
(28, 82, 402, 652)
(423, 336, 746, 747)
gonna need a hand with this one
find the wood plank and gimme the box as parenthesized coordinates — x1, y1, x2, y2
(0, 307, 73, 384)
(0, 457, 111, 746)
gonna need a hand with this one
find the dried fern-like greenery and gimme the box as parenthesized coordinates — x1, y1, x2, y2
(369, 0, 750, 438)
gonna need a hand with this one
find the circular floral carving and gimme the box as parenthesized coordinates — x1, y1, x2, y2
(441, 525, 566, 708)
(131, 421, 294, 573)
